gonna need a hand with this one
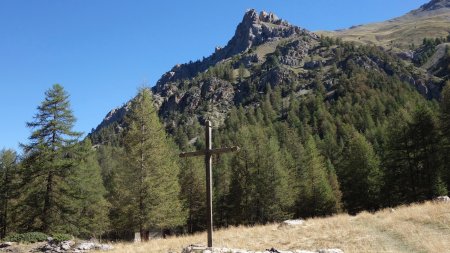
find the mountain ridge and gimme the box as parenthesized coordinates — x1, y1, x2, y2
(319, 0, 450, 49)
(90, 1, 449, 141)
(154, 9, 313, 90)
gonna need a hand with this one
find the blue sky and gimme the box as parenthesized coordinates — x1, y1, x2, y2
(0, 0, 428, 151)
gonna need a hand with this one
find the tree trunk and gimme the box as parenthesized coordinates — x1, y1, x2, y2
(43, 172, 54, 232)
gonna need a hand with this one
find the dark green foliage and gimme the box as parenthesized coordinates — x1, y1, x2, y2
(297, 137, 341, 217)
(51, 233, 72, 242)
(203, 63, 235, 82)
(0, 150, 19, 239)
(4, 232, 48, 243)
(413, 37, 447, 66)
(20, 84, 82, 234)
(66, 140, 110, 238)
(440, 82, 450, 190)
(19, 84, 109, 238)
(337, 131, 383, 213)
(228, 125, 294, 224)
(383, 105, 447, 205)
(118, 88, 185, 239)
(95, 145, 126, 238)
(179, 157, 206, 233)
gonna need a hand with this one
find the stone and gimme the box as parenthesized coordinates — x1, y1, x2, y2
(435, 196, 450, 202)
(0, 242, 13, 248)
(60, 242, 71, 251)
(77, 242, 95, 251)
(134, 232, 141, 243)
(181, 246, 343, 253)
(317, 250, 344, 253)
(95, 244, 114, 251)
(279, 219, 305, 228)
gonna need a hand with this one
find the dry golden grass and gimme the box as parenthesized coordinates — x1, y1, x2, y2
(318, 13, 450, 50)
(99, 201, 450, 253)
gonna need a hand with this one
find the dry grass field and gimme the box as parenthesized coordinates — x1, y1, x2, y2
(101, 201, 450, 253)
(318, 13, 450, 50)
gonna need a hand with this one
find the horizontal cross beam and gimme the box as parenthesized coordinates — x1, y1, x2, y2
(179, 146, 240, 158)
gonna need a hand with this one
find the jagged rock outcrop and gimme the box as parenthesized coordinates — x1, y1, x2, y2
(410, 0, 450, 16)
(154, 9, 313, 88)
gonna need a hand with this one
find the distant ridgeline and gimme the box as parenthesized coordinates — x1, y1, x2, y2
(86, 0, 450, 236)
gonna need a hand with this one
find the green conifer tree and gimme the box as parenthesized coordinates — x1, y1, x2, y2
(0, 149, 19, 238)
(229, 126, 294, 224)
(440, 83, 450, 189)
(297, 136, 340, 217)
(120, 88, 185, 240)
(20, 84, 82, 233)
(66, 140, 110, 238)
(179, 157, 206, 233)
(338, 131, 382, 213)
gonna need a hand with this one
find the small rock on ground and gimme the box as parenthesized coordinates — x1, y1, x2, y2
(182, 245, 343, 253)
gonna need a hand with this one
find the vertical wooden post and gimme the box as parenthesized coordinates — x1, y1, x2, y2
(179, 120, 238, 248)
(205, 120, 213, 248)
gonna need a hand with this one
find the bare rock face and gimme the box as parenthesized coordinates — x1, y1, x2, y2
(435, 196, 450, 202)
(158, 77, 235, 126)
(216, 9, 303, 59)
(278, 219, 305, 228)
(408, 0, 450, 17)
(418, 0, 450, 12)
(154, 9, 311, 88)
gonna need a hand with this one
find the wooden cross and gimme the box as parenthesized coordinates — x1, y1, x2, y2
(179, 120, 239, 247)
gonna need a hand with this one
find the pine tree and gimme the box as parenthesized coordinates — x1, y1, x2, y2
(384, 106, 446, 204)
(179, 156, 206, 233)
(95, 144, 127, 238)
(297, 136, 340, 217)
(325, 159, 343, 213)
(440, 82, 450, 189)
(120, 88, 185, 240)
(20, 84, 82, 233)
(0, 149, 19, 238)
(338, 131, 382, 213)
(228, 126, 294, 224)
(67, 140, 110, 238)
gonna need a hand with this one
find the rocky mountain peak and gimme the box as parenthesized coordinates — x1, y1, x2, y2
(154, 9, 310, 88)
(242, 9, 281, 24)
(420, 0, 450, 11)
(408, 0, 450, 17)
(224, 9, 297, 58)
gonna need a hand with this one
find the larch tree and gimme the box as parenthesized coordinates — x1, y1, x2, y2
(0, 149, 19, 238)
(179, 156, 206, 233)
(297, 136, 340, 217)
(21, 84, 82, 233)
(67, 140, 110, 238)
(384, 106, 446, 204)
(120, 88, 185, 240)
(95, 144, 127, 238)
(229, 126, 294, 224)
(338, 131, 382, 213)
(440, 82, 450, 189)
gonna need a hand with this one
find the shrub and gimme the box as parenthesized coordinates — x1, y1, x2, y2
(4, 232, 48, 243)
(51, 233, 72, 242)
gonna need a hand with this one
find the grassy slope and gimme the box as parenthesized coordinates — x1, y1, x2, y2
(102, 201, 450, 253)
(318, 13, 450, 50)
